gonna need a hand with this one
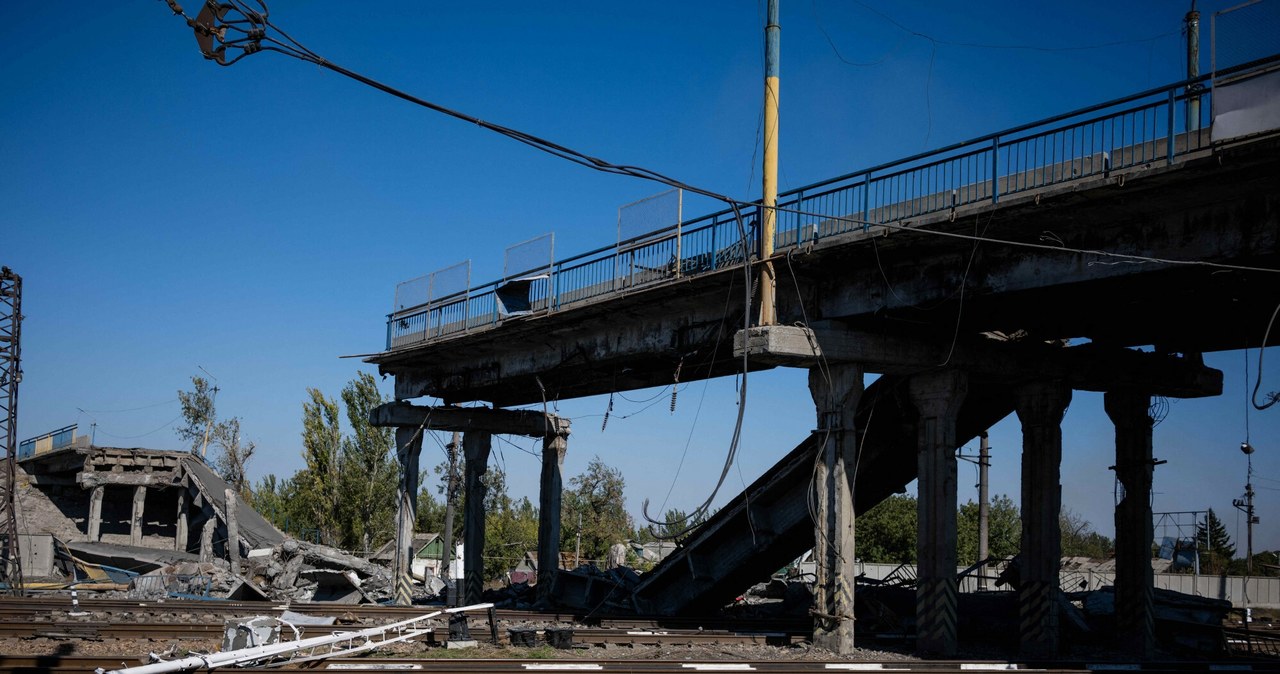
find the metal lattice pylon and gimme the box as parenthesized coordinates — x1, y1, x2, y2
(0, 266, 24, 596)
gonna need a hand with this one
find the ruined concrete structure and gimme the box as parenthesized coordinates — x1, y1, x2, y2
(17, 444, 282, 566)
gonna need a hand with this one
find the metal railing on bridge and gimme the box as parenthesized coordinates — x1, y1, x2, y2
(385, 55, 1280, 351)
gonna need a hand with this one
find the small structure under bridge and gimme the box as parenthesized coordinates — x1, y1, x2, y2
(367, 56, 1280, 658)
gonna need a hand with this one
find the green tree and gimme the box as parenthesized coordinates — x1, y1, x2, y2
(299, 388, 342, 546)
(957, 494, 1021, 566)
(177, 375, 255, 493)
(855, 494, 917, 563)
(176, 376, 217, 457)
(563, 457, 632, 565)
(212, 417, 255, 496)
(483, 467, 540, 580)
(1060, 508, 1113, 558)
(1196, 508, 1236, 574)
(337, 372, 397, 554)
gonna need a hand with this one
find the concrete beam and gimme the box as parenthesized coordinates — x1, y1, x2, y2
(78, 471, 177, 488)
(370, 402, 570, 437)
(735, 324, 1221, 398)
(1014, 380, 1072, 658)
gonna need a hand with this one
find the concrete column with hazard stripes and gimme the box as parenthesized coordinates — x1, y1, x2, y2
(463, 431, 492, 605)
(1105, 390, 1156, 659)
(910, 370, 967, 659)
(808, 363, 864, 654)
(393, 426, 423, 606)
(537, 432, 568, 603)
(1014, 380, 1072, 658)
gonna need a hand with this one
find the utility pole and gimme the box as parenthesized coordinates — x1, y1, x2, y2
(1234, 442, 1258, 575)
(575, 510, 582, 567)
(977, 432, 990, 591)
(1185, 0, 1202, 131)
(0, 267, 24, 597)
(957, 434, 992, 590)
(758, 0, 780, 326)
(440, 431, 460, 596)
(197, 366, 219, 460)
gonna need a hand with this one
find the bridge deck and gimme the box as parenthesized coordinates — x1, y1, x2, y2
(369, 59, 1280, 407)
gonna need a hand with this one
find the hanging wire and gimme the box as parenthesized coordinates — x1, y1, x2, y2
(162, 1, 759, 542)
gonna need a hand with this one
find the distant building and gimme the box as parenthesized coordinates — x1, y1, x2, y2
(369, 532, 446, 579)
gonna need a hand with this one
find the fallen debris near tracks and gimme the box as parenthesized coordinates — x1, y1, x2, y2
(94, 602, 495, 674)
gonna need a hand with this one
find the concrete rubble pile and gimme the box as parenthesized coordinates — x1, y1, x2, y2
(242, 539, 395, 603)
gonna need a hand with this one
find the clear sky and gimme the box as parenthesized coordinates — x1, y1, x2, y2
(4, 1, 1278, 554)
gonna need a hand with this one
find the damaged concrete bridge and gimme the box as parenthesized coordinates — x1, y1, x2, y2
(367, 59, 1280, 658)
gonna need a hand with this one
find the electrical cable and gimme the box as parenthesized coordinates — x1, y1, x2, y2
(1250, 300, 1280, 410)
(78, 398, 180, 414)
(163, 1, 759, 544)
(811, 0, 910, 67)
(93, 413, 186, 440)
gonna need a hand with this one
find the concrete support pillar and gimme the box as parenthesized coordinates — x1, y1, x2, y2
(200, 516, 215, 563)
(87, 486, 104, 542)
(394, 426, 423, 606)
(463, 431, 492, 605)
(225, 488, 241, 577)
(175, 488, 188, 552)
(537, 432, 568, 603)
(909, 370, 967, 659)
(130, 486, 146, 547)
(1105, 390, 1156, 659)
(808, 363, 864, 654)
(1014, 380, 1072, 658)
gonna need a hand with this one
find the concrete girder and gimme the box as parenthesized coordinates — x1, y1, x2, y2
(370, 402, 570, 438)
(736, 324, 1221, 398)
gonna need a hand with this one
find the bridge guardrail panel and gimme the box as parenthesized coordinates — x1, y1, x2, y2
(383, 57, 1273, 351)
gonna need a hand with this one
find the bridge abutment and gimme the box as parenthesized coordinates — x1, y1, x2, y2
(808, 363, 863, 654)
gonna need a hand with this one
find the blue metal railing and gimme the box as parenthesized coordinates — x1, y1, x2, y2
(385, 56, 1278, 351)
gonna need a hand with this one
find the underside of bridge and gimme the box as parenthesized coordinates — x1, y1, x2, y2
(368, 107, 1280, 657)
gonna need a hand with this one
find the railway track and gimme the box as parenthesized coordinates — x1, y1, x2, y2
(0, 619, 800, 647)
(7, 654, 1267, 674)
(0, 596, 808, 634)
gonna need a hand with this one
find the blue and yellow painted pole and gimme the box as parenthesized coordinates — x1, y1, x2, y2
(759, 0, 780, 326)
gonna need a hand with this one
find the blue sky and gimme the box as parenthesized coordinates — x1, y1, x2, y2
(4, 1, 1278, 553)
